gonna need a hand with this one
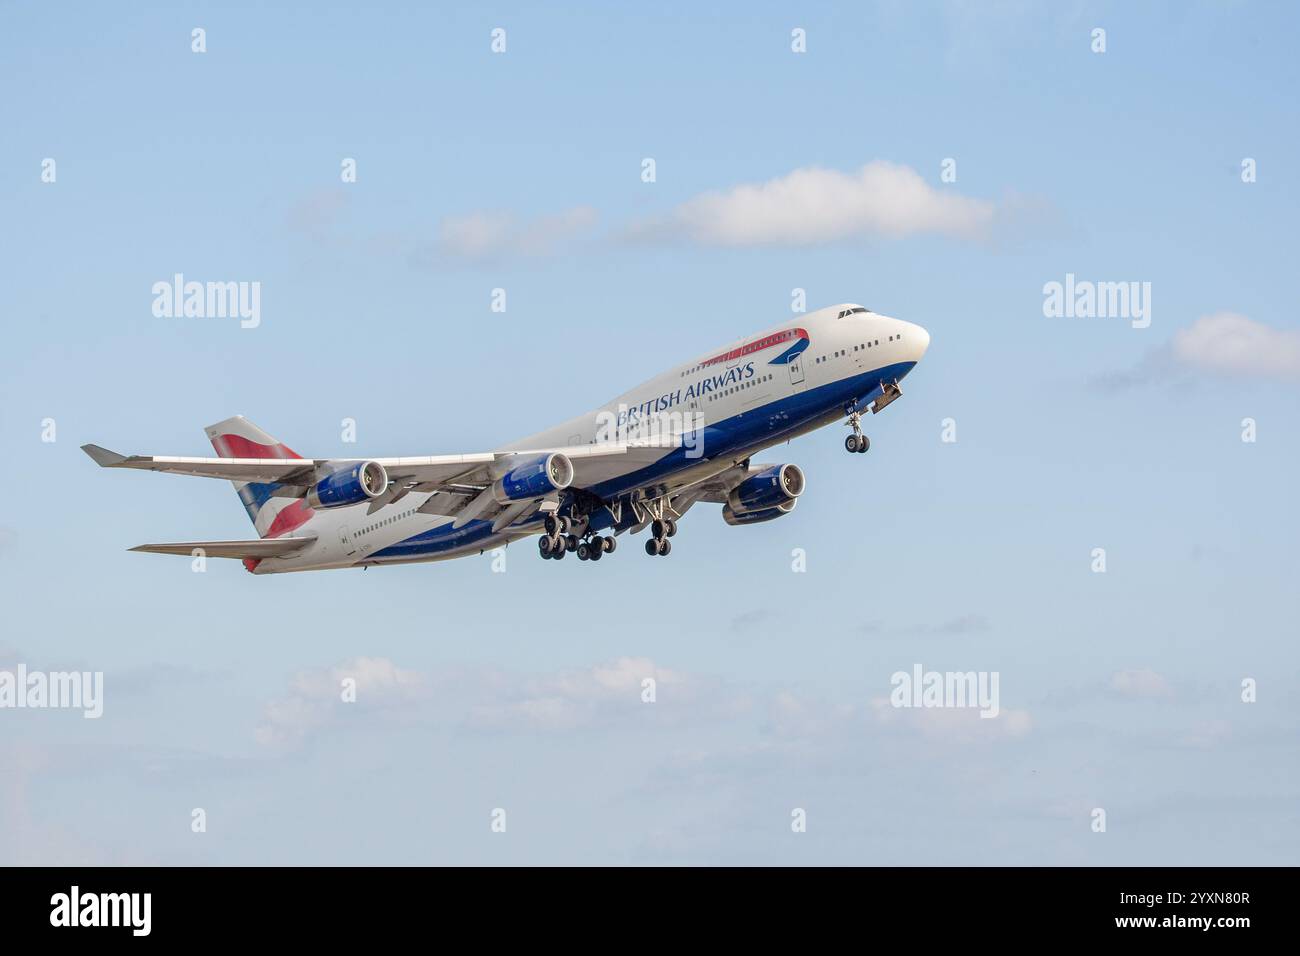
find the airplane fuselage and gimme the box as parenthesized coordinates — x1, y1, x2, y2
(249, 303, 930, 573)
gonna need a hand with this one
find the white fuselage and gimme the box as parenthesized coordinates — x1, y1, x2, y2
(253, 303, 930, 572)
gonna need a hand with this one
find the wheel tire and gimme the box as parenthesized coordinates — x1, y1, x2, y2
(602, 535, 616, 553)
(589, 544, 603, 561)
(539, 536, 553, 556)
(552, 545, 565, 560)
(560, 517, 572, 534)
(845, 434, 859, 453)
(651, 519, 666, 539)
(665, 519, 677, 538)
(566, 534, 579, 552)
(544, 515, 559, 536)
(858, 436, 870, 453)
(645, 539, 658, 556)
(658, 538, 672, 556)
(577, 542, 590, 560)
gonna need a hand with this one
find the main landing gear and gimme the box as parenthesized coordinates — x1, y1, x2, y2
(576, 535, 616, 561)
(644, 517, 677, 557)
(538, 515, 572, 561)
(844, 411, 870, 454)
(538, 515, 618, 563)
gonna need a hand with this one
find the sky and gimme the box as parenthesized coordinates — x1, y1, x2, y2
(1, 1, 1297, 865)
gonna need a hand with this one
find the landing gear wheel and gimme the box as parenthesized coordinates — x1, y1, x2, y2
(645, 539, 659, 556)
(658, 538, 671, 556)
(589, 543, 603, 561)
(664, 519, 677, 538)
(651, 519, 667, 539)
(602, 535, 616, 553)
(539, 535, 554, 556)
(565, 534, 579, 552)
(845, 434, 860, 453)
(857, 435, 870, 453)
(552, 544, 565, 560)
(577, 542, 591, 560)
(544, 515, 560, 536)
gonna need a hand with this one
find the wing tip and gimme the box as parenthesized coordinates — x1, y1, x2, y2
(81, 443, 127, 467)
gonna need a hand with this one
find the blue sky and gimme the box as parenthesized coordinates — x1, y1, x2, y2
(2, 1, 1297, 864)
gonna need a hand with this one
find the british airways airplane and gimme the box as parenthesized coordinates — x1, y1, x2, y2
(83, 303, 929, 573)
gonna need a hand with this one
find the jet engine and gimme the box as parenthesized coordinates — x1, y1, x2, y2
(306, 460, 389, 509)
(492, 453, 575, 503)
(722, 498, 797, 526)
(726, 463, 805, 514)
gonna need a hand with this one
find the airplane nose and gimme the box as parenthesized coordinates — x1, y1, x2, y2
(905, 322, 930, 362)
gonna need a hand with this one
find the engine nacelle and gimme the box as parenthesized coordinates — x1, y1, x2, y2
(722, 499, 796, 526)
(727, 463, 805, 514)
(306, 460, 388, 509)
(492, 453, 574, 503)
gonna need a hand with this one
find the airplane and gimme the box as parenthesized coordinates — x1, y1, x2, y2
(82, 303, 930, 574)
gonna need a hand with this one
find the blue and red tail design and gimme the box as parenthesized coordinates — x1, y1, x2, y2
(204, 416, 314, 541)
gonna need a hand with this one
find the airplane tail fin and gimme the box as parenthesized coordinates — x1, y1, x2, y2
(203, 416, 313, 539)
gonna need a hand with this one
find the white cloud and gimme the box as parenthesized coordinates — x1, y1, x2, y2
(1170, 312, 1300, 381)
(869, 696, 1032, 742)
(255, 655, 744, 745)
(1182, 719, 1232, 749)
(763, 689, 858, 738)
(285, 188, 349, 234)
(465, 656, 741, 732)
(255, 656, 423, 748)
(630, 160, 999, 246)
(1104, 313, 1300, 388)
(1109, 669, 1173, 700)
(436, 205, 598, 259)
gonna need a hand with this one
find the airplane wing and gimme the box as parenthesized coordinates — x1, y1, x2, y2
(79, 444, 493, 487)
(81, 440, 675, 492)
(128, 536, 316, 559)
(677, 461, 756, 503)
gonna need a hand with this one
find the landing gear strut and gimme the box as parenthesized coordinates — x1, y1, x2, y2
(844, 411, 870, 454)
(631, 495, 680, 558)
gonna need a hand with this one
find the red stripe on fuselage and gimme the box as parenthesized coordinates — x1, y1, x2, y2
(700, 327, 808, 368)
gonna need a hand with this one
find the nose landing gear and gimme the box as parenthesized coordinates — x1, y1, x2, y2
(844, 412, 870, 454)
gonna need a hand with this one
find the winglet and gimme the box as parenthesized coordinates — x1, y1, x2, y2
(81, 444, 128, 467)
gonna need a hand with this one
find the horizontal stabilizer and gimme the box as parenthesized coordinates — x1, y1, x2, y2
(82, 443, 129, 467)
(129, 536, 316, 559)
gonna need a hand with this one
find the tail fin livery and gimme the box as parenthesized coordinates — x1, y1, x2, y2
(204, 416, 313, 539)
